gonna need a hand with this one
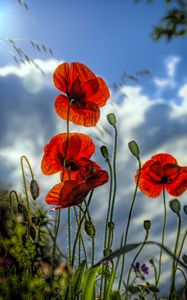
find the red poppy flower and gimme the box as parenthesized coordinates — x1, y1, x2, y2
(135, 153, 187, 198)
(46, 159, 108, 209)
(53, 62, 110, 127)
(41, 133, 95, 181)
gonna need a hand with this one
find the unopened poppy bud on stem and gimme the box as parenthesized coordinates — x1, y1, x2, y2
(107, 113, 117, 126)
(143, 220, 151, 231)
(128, 140, 140, 158)
(30, 179, 40, 200)
(169, 199, 181, 214)
(100, 146, 109, 160)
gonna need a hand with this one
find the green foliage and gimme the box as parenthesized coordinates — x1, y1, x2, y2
(81, 266, 100, 300)
(134, 0, 187, 40)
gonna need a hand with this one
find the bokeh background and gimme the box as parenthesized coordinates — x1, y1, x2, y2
(0, 0, 187, 296)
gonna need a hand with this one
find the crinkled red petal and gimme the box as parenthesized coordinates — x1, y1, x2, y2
(46, 180, 90, 209)
(166, 167, 187, 196)
(55, 94, 100, 127)
(53, 62, 70, 93)
(41, 133, 95, 175)
(87, 77, 110, 107)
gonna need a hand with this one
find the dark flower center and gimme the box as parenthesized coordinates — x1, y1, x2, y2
(57, 153, 79, 171)
(160, 176, 168, 184)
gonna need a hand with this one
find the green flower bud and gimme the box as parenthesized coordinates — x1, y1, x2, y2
(169, 199, 181, 214)
(84, 220, 96, 238)
(128, 140, 140, 158)
(30, 179, 40, 200)
(100, 146, 109, 159)
(143, 220, 151, 231)
(107, 113, 117, 126)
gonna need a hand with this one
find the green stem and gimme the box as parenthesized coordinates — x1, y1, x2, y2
(71, 189, 94, 267)
(52, 209, 61, 265)
(92, 236, 95, 266)
(118, 156, 141, 290)
(126, 230, 149, 289)
(169, 213, 181, 299)
(20, 155, 34, 220)
(102, 126, 117, 299)
(52, 101, 71, 267)
(156, 186, 167, 286)
(73, 207, 88, 268)
(177, 229, 187, 261)
(107, 125, 118, 249)
(78, 207, 81, 265)
(176, 267, 187, 284)
(68, 207, 71, 262)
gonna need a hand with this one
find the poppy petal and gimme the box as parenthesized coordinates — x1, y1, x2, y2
(136, 172, 163, 198)
(53, 63, 70, 93)
(69, 62, 96, 84)
(55, 95, 100, 127)
(41, 133, 95, 176)
(46, 181, 89, 209)
(151, 153, 178, 166)
(41, 134, 64, 175)
(87, 77, 110, 107)
(71, 77, 99, 99)
(166, 167, 187, 196)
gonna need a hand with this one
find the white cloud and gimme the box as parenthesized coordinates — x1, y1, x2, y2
(153, 55, 181, 91)
(165, 55, 181, 78)
(0, 58, 63, 93)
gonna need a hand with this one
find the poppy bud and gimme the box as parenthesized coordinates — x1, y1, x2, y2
(128, 140, 140, 158)
(169, 199, 180, 214)
(100, 146, 109, 159)
(183, 205, 187, 215)
(143, 220, 151, 231)
(84, 220, 96, 238)
(30, 179, 40, 200)
(107, 113, 117, 126)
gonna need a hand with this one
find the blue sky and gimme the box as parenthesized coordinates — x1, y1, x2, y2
(1, 0, 187, 296)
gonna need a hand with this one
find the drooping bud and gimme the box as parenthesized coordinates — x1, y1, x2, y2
(100, 146, 109, 159)
(169, 199, 181, 215)
(107, 113, 117, 126)
(128, 140, 140, 158)
(84, 220, 96, 238)
(30, 179, 40, 200)
(143, 220, 151, 231)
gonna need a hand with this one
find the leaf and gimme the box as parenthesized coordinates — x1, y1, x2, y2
(81, 266, 100, 300)
(106, 262, 115, 300)
(71, 260, 86, 298)
(94, 241, 187, 270)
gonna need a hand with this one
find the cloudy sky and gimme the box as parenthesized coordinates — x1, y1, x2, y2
(1, 0, 187, 296)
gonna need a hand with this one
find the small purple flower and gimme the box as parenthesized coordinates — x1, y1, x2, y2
(141, 263, 149, 275)
(133, 262, 140, 272)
